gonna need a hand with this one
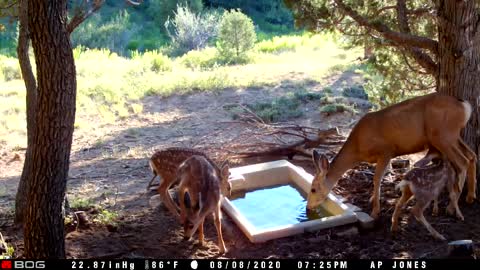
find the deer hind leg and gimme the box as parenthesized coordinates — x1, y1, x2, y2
(459, 139, 477, 203)
(414, 148, 441, 168)
(370, 157, 391, 219)
(158, 176, 181, 218)
(431, 141, 468, 216)
(214, 205, 227, 254)
(391, 184, 413, 232)
(146, 172, 158, 190)
(411, 199, 446, 241)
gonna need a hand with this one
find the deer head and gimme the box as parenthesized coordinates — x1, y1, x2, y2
(219, 160, 232, 197)
(182, 196, 202, 239)
(307, 150, 332, 210)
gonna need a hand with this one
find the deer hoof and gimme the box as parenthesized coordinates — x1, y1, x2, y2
(466, 194, 476, 204)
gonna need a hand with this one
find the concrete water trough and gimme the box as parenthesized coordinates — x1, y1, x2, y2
(222, 160, 362, 243)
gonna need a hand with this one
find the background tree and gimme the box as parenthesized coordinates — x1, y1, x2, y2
(284, 0, 480, 191)
(15, 0, 104, 225)
(217, 10, 257, 64)
(22, 0, 77, 257)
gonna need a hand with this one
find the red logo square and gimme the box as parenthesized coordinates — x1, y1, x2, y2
(0, 260, 12, 269)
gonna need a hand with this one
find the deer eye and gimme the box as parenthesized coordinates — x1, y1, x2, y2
(311, 188, 316, 193)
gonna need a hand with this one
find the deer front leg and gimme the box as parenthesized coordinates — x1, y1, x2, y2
(432, 197, 439, 216)
(198, 219, 205, 246)
(214, 206, 227, 254)
(448, 186, 464, 221)
(370, 157, 390, 219)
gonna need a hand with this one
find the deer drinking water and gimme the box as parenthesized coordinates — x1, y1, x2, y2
(391, 158, 462, 240)
(177, 155, 228, 253)
(148, 147, 231, 219)
(308, 93, 477, 219)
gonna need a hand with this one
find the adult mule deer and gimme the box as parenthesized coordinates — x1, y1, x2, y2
(308, 93, 476, 219)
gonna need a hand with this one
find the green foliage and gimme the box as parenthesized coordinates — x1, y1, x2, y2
(165, 4, 221, 55)
(293, 89, 323, 102)
(0, 232, 14, 259)
(70, 197, 95, 210)
(323, 87, 333, 94)
(148, 0, 203, 34)
(180, 47, 220, 69)
(342, 84, 368, 100)
(93, 209, 119, 226)
(141, 51, 173, 72)
(227, 90, 323, 123)
(285, 0, 436, 104)
(71, 10, 135, 55)
(247, 96, 303, 123)
(216, 10, 256, 64)
(205, 0, 294, 34)
(320, 103, 357, 115)
(0, 55, 21, 81)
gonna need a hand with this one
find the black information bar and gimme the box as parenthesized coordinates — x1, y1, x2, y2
(0, 259, 478, 270)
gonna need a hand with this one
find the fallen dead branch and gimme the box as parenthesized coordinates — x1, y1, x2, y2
(197, 108, 346, 162)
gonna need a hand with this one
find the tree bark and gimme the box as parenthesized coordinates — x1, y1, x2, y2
(435, 0, 480, 190)
(15, 0, 37, 225)
(24, 0, 77, 258)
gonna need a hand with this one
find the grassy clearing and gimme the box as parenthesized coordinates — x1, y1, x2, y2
(226, 89, 325, 123)
(0, 33, 361, 148)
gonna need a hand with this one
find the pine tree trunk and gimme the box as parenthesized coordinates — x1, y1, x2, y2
(436, 0, 480, 191)
(23, 0, 77, 258)
(15, 0, 37, 225)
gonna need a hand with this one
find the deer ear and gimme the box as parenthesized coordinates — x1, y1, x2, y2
(313, 150, 329, 172)
(320, 154, 330, 172)
(221, 163, 230, 179)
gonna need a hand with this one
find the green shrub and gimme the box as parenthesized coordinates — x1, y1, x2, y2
(149, 53, 173, 72)
(148, 0, 203, 34)
(323, 87, 333, 94)
(216, 10, 256, 64)
(165, 4, 221, 55)
(0, 56, 21, 81)
(180, 47, 220, 69)
(71, 10, 136, 55)
(293, 90, 323, 102)
(320, 103, 357, 115)
(342, 84, 368, 100)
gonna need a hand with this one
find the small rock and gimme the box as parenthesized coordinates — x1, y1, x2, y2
(149, 194, 162, 208)
(336, 227, 359, 237)
(448, 240, 476, 259)
(391, 159, 410, 169)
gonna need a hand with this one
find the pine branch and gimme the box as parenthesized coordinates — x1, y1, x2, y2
(333, 0, 438, 53)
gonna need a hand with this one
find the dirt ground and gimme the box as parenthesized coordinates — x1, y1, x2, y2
(1, 70, 479, 259)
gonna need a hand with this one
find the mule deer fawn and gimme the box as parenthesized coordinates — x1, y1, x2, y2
(308, 93, 476, 219)
(391, 158, 462, 240)
(177, 155, 228, 253)
(148, 147, 231, 219)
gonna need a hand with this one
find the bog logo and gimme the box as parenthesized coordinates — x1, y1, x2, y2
(0, 260, 12, 269)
